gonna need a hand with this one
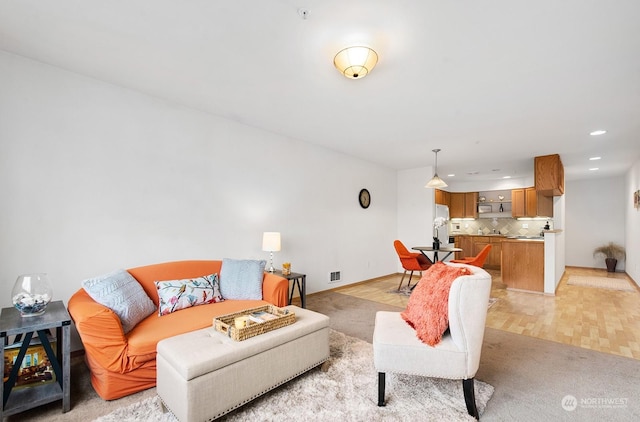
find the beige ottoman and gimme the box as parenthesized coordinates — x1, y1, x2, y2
(156, 306, 330, 422)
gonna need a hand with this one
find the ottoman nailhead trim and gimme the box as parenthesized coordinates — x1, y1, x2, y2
(160, 358, 329, 422)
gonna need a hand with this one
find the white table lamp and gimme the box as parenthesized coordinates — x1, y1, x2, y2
(262, 232, 281, 272)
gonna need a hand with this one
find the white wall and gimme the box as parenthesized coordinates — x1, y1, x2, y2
(564, 176, 626, 271)
(625, 159, 640, 284)
(0, 52, 399, 313)
(397, 166, 435, 271)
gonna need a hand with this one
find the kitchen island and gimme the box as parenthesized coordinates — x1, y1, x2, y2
(501, 238, 545, 292)
(501, 230, 564, 294)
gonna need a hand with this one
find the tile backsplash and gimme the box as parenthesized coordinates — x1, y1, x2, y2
(449, 218, 551, 237)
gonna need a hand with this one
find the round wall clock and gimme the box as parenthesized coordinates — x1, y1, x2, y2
(359, 188, 371, 209)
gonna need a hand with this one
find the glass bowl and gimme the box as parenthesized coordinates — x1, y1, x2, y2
(12, 273, 53, 317)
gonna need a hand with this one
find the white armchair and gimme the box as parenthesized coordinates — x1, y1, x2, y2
(373, 263, 491, 419)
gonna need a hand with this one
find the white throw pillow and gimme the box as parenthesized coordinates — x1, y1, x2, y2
(155, 273, 224, 316)
(219, 259, 266, 300)
(82, 269, 156, 334)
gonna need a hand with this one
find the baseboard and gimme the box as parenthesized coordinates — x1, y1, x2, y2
(305, 273, 399, 297)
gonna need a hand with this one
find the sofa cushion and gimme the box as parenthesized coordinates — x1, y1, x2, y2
(401, 262, 470, 346)
(82, 269, 156, 334)
(126, 299, 272, 364)
(155, 273, 224, 316)
(219, 259, 266, 300)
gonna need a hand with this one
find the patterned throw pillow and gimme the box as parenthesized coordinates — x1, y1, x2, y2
(155, 273, 224, 316)
(82, 269, 156, 334)
(401, 262, 471, 346)
(219, 258, 266, 300)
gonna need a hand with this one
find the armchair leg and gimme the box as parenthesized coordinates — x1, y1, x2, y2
(463, 378, 479, 419)
(397, 272, 408, 291)
(407, 271, 415, 288)
(377, 372, 386, 406)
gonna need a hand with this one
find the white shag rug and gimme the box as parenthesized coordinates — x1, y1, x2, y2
(567, 276, 635, 291)
(94, 330, 493, 422)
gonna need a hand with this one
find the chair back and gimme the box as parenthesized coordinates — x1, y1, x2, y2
(393, 240, 411, 258)
(394, 240, 431, 272)
(446, 263, 492, 376)
(469, 244, 492, 267)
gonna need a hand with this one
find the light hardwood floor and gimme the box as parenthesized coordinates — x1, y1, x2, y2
(331, 266, 640, 360)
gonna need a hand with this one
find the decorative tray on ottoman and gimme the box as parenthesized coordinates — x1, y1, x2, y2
(213, 305, 296, 341)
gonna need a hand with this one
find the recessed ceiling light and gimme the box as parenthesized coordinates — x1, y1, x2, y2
(503, 176, 511, 179)
(589, 167, 599, 171)
(447, 174, 455, 177)
(590, 130, 607, 136)
(589, 156, 601, 161)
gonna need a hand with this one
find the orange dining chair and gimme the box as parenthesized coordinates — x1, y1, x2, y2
(451, 244, 492, 268)
(393, 240, 432, 290)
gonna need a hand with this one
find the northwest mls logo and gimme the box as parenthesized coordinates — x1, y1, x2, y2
(562, 394, 628, 411)
(562, 395, 578, 411)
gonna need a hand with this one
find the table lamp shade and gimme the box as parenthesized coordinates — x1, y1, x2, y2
(262, 232, 281, 252)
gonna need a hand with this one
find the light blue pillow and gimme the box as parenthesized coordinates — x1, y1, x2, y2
(82, 269, 156, 334)
(220, 259, 266, 300)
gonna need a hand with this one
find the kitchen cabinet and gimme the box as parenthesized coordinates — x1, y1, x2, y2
(450, 192, 478, 218)
(512, 189, 525, 217)
(464, 192, 478, 218)
(535, 154, 564, 196)
(472, 236, 503, 270)
(487, 237, 503, 269)
(501, 239, 544, 292)
(454, 236, 474, 260)
(454, 235, 503, 270)
(529, 187, 553, 217)
(435, 189, 450, 206)
(473, 236, 491, 267)
(512, 187, 553, 218)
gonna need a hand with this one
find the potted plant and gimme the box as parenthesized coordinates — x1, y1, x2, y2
(593, 242, 626, 272)
(433, 217, 447, 250)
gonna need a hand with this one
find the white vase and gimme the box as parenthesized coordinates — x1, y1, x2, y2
(12, 273, 53, 317)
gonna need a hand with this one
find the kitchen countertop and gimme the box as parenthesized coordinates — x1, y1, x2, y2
(451, 233, 506, 236)
(503, 237, 544, 242)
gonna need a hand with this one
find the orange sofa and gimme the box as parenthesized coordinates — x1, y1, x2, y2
(67, 260, 289, 400)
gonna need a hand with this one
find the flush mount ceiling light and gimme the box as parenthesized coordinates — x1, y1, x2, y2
(333, 46, 378, 79)
(425, 149, 448, 188)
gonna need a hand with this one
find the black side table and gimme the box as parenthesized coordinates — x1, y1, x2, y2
(274, 271, 306, 308)
(1, 300, 71, 419)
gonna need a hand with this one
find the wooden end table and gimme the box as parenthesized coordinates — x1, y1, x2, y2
(273, 271, 306, 308)
(1, 300, 71, 419)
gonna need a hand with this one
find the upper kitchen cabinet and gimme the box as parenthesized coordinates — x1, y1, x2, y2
(450, 192, 478, 218)
(435, 189, 450, 206)
(512, 189, 525, 217)
(535, 154, 564, 196)
(512, 187, 553, 218)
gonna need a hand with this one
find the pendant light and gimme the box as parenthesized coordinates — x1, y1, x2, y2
(425, 149, 448, 188)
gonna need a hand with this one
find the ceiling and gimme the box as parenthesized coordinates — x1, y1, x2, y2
(1, 0, 639, 183)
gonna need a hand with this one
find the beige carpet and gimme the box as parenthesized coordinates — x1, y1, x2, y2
(93, 330, 493, 422)
(567, 275, 635, 291)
